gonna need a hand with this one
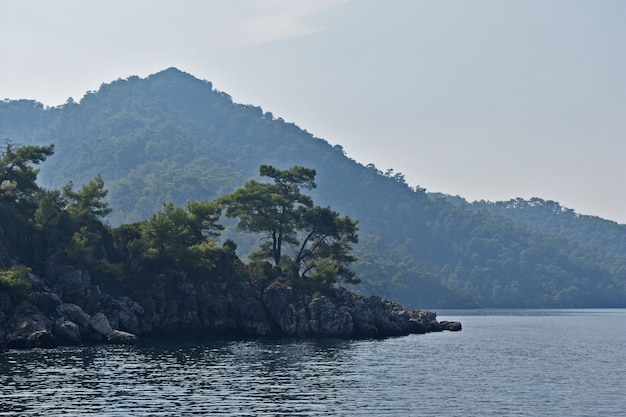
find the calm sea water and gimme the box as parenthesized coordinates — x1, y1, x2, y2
(1, 309, 624, 416)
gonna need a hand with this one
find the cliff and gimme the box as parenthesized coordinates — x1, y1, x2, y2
(1, 264, 460, 350)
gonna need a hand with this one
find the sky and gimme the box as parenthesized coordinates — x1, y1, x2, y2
(1, 0, 625, 224)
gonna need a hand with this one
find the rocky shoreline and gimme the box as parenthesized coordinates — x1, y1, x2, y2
(1, 266, 461, 350)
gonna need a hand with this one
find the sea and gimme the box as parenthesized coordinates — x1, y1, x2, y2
(1, 309, 624, 416)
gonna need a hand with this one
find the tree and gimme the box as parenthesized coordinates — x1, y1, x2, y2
(128, 201, 224, 271)
(221, 165, 316, 265)
(58, 176, 115, 270)
(0, 141, 54, 203)
(221, 165, 359, 284)
(292, 206, 359, 284)
(62, 175, 112, 223)
(139, 203, 194, 266)
(186, 200, 224, 243)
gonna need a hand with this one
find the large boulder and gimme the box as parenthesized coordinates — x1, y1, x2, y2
(408, 319, 427, 334)
(27, 330, 58, 348)
(365, 296, 410, 337)
(30, 291, 62, 316)
(53, 320, 81, 345)
(57, 303, 91, 333)
(230, 285, 273, 336)
(439, 320, 462, 331)
(5, 304, 52, 349)
(49, 267, 88, 302)
(107, 330, 138, 345)
(107, 296, 144, 335)
(89, 312, 113, 336)
(349, 295, 380, 337)
(262, 281, 310, 336)
(309, 296, 353, 337)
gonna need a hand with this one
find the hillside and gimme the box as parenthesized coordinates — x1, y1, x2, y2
(1, 68, 624, 308)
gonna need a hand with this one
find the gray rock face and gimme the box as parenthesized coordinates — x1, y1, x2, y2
(438, 320, 462, 331)
(30, 291, 62, 316)
(107, 296, 143, 335)
(27, 330, 57, 348)
(1, 265, 461, 349)
(4, 304, 51, 349)
(231, 286, 273, 336)
(53, 320, 81, 345)
(107, 330, 138, 344)
(263, 282, 310, 336)
(50, 267, 88, 302)
(89, 312, 113, 336)
(57, 303, 91, 333)
(309, 296, 353, 336)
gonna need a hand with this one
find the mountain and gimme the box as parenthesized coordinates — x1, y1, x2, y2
(1, 67, 624, 308)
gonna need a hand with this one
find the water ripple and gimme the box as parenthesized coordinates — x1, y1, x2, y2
(1, 310, 625, 416)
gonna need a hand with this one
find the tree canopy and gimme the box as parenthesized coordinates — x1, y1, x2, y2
(0, 141, 54, 203)
(221, 165, 359, 284)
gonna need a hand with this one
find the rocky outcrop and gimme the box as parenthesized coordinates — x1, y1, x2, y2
(1, 266, 461, 350)
(107, 329, 138, 345)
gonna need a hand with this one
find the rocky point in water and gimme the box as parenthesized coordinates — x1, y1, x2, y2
(0, 264, 461, 350)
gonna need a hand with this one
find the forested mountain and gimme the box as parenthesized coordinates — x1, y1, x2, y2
(1, 67, 624, 308)
(467, 197, 626, 258)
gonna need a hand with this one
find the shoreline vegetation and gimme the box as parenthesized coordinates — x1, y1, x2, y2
(0, 145, 459, 350)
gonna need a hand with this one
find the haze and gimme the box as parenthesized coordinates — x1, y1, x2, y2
(1, 0, 624, 223)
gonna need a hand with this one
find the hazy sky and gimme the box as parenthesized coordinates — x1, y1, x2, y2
(2, 0, 625, 223)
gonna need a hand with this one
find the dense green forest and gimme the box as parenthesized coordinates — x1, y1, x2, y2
(0, 143, 361, 309)
(1, 67, 624, 308)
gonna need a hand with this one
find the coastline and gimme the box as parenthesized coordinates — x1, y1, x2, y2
(1, 267, 461, 350)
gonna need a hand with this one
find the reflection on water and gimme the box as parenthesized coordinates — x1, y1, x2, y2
(1, 310, 625, 416)
(0, 338, 363, 416)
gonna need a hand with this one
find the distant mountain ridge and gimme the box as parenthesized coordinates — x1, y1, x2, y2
(1, 67, 624, 308)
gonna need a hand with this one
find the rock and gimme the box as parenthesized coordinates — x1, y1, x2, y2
(5, 304, 52, 349)
(350, 296, 379, 337)
(108, 296, 143, 334)
(57, 303, 91, 333)
(6, 337, 30, 349)
(53, 320, 81, 345)
(231, 292, 273, 336)
(26, 274, 50, 292)
(50, 268, 88, 302)
(366, 296, 409, 337)
(30, 291, 62, 316)
(107, 330, 138, 345)
(89, 312, 113, 336)
(427, 320, 443, 332)
(263, 281, 307, 336)
(28, 330, 58, 348)
(1, 264, 462, 349)
(439, 320, 462, 331)
(408, 319, 427, 334)
(309, 296, 353, 337)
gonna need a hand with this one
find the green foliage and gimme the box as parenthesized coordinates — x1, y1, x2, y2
(34, 193, 63, 231)
(221, 165, 359, 285)
(186, 199, 224, 241)
(221, 165, 316, 265)
(63, 226, 99, 269)
(0, 141, 54, 203)
(125, 201, 224, 273)
(294, 206, 359, 284)
(63, 175, 111, 223)
(469, 197, 626, 258)
(138, 203, 195, 266)
(0, 265, 31, 299)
